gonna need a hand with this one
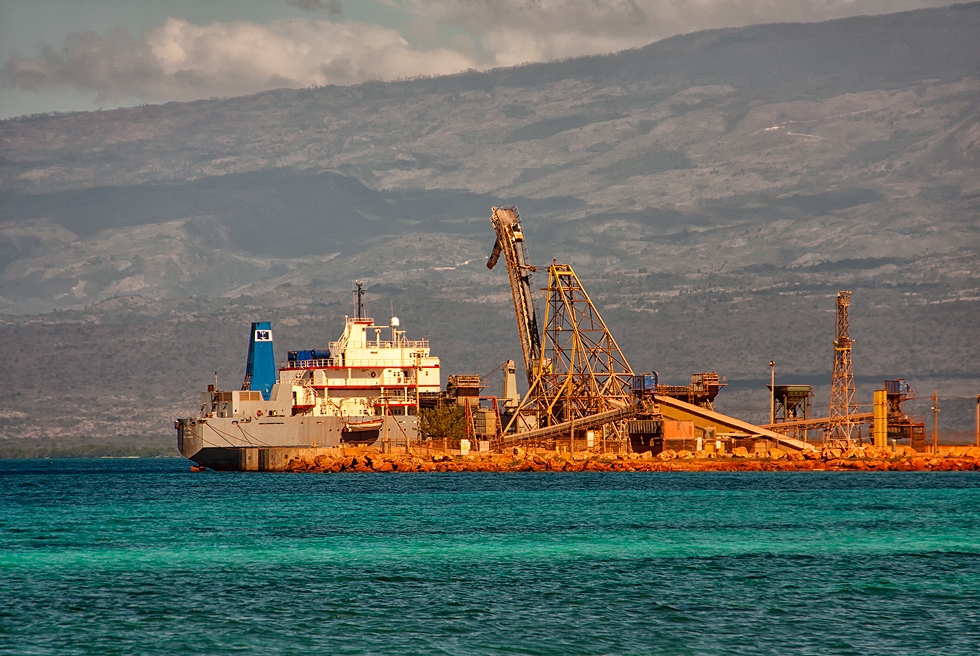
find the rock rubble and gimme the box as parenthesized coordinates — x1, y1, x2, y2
(283, 446, 980, 474)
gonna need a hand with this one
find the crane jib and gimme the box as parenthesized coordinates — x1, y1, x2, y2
(488, 206, 543, 386)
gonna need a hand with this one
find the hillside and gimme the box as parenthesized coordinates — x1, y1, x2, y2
(0, 3, 978, 444)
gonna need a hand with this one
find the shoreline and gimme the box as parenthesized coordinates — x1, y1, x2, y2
(284, 445, 980, 474)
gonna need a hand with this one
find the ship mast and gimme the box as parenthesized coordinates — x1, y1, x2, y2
(353, 281, 365, 320)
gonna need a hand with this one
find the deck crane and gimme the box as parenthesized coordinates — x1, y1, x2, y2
(487, 206, 542, 387)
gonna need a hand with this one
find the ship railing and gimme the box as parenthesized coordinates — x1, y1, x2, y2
(340, 358, 432, 368)
(328, 339, 429, 351)
(317, 378, 424, 388)
(282, 355, 434, 370)
(377, 389, 419, 403)
(281, 358, 334, 369)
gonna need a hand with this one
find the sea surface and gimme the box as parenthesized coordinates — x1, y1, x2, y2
(1, 459, 979, 655)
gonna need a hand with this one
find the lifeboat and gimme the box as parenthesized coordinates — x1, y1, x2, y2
(341, 417, 385, 444)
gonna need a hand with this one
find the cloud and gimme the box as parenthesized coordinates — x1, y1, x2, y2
(3, 17, 479, 103)
(288, 0, 343, 16)
(2, 1, 958, 106)
(412, 0, 960, 65)
(3, 26, 164, 103)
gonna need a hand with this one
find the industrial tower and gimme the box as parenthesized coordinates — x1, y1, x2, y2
(488, 207, 637, 446)
(531, 263, 635, 430)
(828, 291, 857, 443)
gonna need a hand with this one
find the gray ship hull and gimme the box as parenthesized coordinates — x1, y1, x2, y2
(176, 414, 418, 471)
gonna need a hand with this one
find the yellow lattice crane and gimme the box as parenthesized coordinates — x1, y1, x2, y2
(487, 207, 637, 446)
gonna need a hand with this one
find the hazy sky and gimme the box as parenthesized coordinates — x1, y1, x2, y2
(0, 0, 960, 119)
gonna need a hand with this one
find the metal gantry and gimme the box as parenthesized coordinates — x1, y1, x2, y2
(520, 263, 636, 437)
(487, 206, 640, 445)
(828, 290, 858, 443)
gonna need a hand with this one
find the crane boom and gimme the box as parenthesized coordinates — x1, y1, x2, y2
(487, 206, 541, 386)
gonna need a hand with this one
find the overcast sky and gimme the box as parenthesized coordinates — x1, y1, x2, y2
(0, 0, 960, 119)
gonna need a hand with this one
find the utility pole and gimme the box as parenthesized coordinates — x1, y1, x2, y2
(381, 393, 390, 455)
(769, 361, 776, 426)
(932, 390, 939, 453)
(975, 394, 979, 448)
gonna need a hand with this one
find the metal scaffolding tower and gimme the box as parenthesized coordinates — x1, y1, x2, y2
(520, 263, 636, 437)
(488, 206, 641, 447)
(828, 291, 857, 443)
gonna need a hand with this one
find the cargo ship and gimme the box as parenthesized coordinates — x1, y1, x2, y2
(175, 297, 441, 471)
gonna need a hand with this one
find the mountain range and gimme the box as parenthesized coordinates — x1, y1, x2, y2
(0, 2, 978, 448)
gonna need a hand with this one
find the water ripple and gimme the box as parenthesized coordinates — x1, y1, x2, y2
(1, 460, 978, 655)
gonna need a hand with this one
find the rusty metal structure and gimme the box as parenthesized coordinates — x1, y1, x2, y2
(766, 384, 813, 441)
(485, 205, 819, 455)
(828, 291, 858, 443)
(464, 397, 504, 445)
(657, 373, 727, 410)
(883, 378, 926, 450)
(487, 207, 637, 446)
(487, 206, 541, 385)
(526, 263, 636, 431)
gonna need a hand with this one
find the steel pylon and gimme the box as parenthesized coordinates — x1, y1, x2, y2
(828, 291, 857, 444)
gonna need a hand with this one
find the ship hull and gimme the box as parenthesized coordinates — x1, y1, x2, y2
(176, 414, 418, 472)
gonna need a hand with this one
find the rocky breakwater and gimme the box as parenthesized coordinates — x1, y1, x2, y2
(283, 445, 980, 473)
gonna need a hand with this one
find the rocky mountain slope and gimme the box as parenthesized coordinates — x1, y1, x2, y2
(0, 3, 977, 444)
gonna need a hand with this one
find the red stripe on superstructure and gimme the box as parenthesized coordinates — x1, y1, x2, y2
(279, 364, 441, 372)
(309, 384, 433, 390)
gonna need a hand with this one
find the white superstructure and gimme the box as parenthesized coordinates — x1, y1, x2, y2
(279, 316, 441, 419)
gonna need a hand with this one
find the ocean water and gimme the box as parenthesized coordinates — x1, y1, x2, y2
(1, 459, 979, 655)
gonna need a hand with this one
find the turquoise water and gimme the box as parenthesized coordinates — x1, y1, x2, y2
(2, 460, 979, 655)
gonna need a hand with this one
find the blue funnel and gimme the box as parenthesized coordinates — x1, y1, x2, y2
(242, 321, 276, 400)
